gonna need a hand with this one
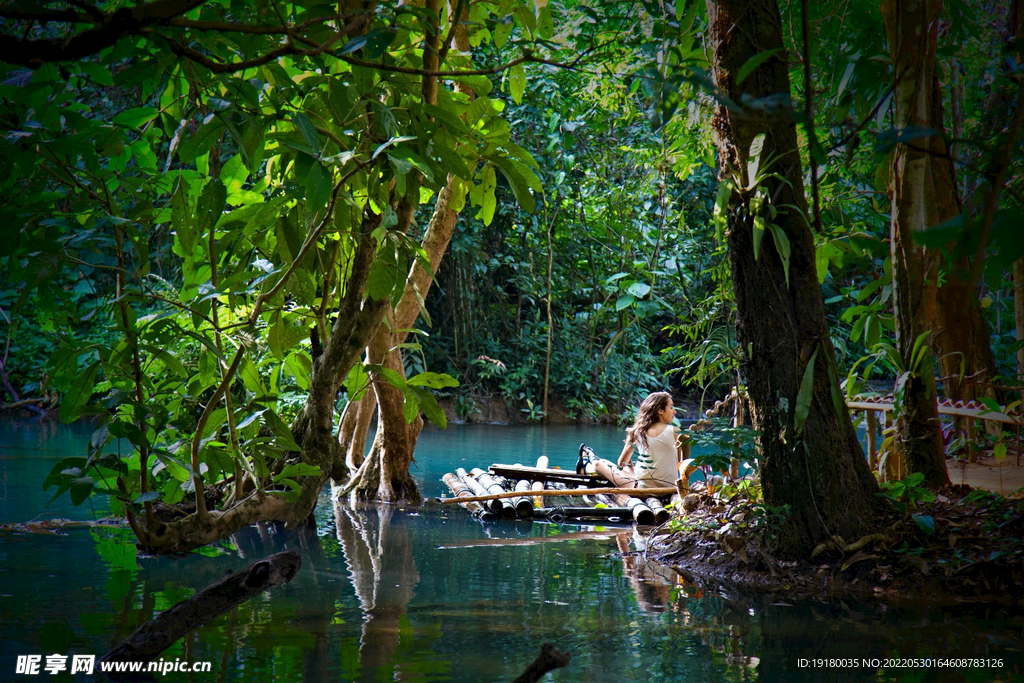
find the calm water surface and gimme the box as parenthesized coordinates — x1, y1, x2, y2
(1, 418, 1022, 682)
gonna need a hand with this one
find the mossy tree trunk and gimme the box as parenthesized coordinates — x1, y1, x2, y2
(705, 0, 881, 556)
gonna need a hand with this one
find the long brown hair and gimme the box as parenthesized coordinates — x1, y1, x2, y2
(626, 391, 672, 451)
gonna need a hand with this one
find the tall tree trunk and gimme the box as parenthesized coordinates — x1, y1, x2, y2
(343, 0, 474, 500)
(705, 0, 880, 556)
(929, 47, 999, 404)
(882, 0, 950, 486)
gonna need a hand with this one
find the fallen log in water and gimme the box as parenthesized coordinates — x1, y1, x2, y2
(472, 468, 517, 520)
(442, 473, 499, 522)
(102, 551, 301, 668)
(512, 642, 571, 683)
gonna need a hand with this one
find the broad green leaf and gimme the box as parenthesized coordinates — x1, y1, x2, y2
(403, 393, 420, 423)
(346, 363, 370, 402)
(794, 348, 818, 435)
(275, 463, 323, 481)
(113, 107, 159, 129)
(306, 163, 331, 216)
(509, 63, 526, 105)
(912, 513, 935, 536)
(265, 410, 301, 451)
(407, 371, 459, 389)
(60, 360, 100, 423)
(752, 216, 766, 260)
(197, 179, 227, 235)
(767, 224, 791, 287)
(615, 294, 635, 311)
(293, 112, 321, 153)
(626, 282, 651, 298)
(736, 49, 782, 84)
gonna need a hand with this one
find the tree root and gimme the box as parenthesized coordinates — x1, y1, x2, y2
(810, 533, 887, 559)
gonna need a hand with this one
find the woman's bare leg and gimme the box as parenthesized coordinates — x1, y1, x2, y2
(593, 459, 638, 487)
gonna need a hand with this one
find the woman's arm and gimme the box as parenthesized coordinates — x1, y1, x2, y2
(617, 440, 634, 468)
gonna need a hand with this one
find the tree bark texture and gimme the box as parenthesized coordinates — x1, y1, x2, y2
(705, 0, 880, 556)
(925, 37, 999, 403)
(882, 0, 951, 486)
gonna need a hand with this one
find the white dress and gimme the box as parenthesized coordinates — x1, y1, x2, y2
(634, 426, 679, 489)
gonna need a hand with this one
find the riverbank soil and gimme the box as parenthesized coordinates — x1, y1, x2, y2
(653, 458, 1024, 606)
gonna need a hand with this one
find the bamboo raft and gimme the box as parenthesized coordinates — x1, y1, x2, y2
(439, 455, 678, 526)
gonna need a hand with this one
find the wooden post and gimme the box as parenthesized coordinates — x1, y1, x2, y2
(867, 410, 877, 471)
(967, 417, 977, 463)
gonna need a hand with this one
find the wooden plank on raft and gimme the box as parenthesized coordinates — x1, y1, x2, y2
(488, 464, 608, 487)
(436, 486, 676, 505)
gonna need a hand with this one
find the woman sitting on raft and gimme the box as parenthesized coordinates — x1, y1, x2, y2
(591, 391, 683, 489)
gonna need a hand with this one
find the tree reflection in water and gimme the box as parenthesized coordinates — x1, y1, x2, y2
(334, 501, 420, 681)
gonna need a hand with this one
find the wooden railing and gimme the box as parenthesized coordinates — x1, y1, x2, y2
(847, 395, 1023, 481)
(687, 389, 1023, 483)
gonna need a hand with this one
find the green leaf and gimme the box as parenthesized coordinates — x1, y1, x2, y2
(767, 224, 791, 287)
(407, 371, 459, 389)
(293, 112, 321, 153)
(274, 463, 323, 481)
(994, 442, 1008, 462)
(306, 163, 331, 216)
(134, 491, 161, 505)
(60, 361, 100, 423)
(626, 282, 651, 298)
(237, 355, 265, 395)
(509, 63, 526, 105)
(403, 393, 421, 423)
(346, 363, 370, 402)
(197, 179, 227, 234)
(80, 62, 113, 86)
(69, 476, 94, 506)
(752, 216, 766, 260)
(747, 133, 766, 185)
(265, 410, 301, 451)
(615, 294, 635, 311)
(736, 48, 782, 84)
(912, 513, 935, 536)
(414, 387, 447, 428)
(794, 347, 818, 435)
(154, 451, 190, 482)
(113, 107, 160, 129)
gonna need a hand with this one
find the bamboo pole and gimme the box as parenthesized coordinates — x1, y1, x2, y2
(532, 456, 549, 507)
(456, 468, 500, 513)
(437, 486, 676, 505)
(613, 494, 655, 526)
(513, 480, 535, 518)
(646, 497, 670, 525)
(442, 473, 498, 522)
(471, 468, 516, 520)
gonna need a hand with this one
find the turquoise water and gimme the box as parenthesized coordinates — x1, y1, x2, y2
(1, 418, 1023, 682)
